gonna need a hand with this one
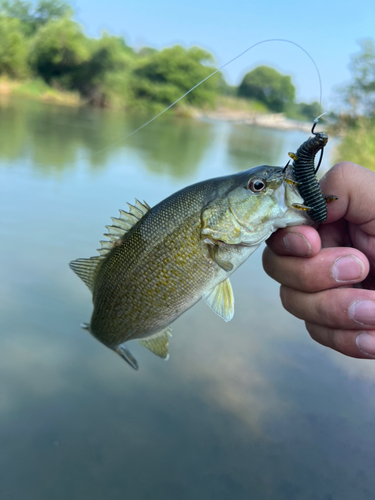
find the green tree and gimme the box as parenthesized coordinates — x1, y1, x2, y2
(296, 101, 322, 121)
(339, 39, 375, 117)
(238, 65, 295, 113)
(285, 100, 322, 122)
(69, 34, 135, 106)
(0, 0, 71, 36)
(0, 15, 28, 77)
(28, 16, 90, 84)
(132, 45, 220, 109)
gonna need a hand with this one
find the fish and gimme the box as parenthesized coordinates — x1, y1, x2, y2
(70, 164, 310, 369)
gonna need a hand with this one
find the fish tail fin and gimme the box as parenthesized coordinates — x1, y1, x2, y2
(114, 344, 139, 370)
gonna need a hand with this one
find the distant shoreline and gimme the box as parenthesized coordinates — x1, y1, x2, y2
(194, 108, 312, 133)
(0, 78, 312, 133)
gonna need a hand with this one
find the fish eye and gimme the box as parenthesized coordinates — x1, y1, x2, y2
(248, 178, 266, 192)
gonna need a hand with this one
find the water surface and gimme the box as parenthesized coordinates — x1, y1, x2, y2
(1, 97, 375, 500)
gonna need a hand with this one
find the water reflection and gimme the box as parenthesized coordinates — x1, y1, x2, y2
(227, 124, 285, 171)
(128, 116, 213, 178)
(0, 98, 213, 178)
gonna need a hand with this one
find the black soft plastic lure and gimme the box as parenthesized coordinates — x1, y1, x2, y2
(286, 120, 337, 223)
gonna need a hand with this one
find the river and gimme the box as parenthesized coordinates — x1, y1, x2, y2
(1, 96, 374, 500)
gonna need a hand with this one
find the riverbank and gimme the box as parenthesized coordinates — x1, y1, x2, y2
(0, 78, 81, 106)
(195, 107, 312, 132)
(0, 77, 312, 132)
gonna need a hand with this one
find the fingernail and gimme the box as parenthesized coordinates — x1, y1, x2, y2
(332, 255, 364, 282)
(356, 332, 375, 357)
(349, 300, 375, 326)
(283, 233, 311, 256)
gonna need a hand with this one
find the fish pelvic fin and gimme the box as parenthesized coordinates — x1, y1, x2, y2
(137, 327, 172, 360)
(114, 344, 139, 370)
(69, 256, 103, 292)
(203, 278, 235, 322)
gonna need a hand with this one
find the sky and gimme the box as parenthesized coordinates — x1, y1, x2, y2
(70, 0, 374, 110)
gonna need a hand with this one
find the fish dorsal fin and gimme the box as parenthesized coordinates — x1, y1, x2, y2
(69, 256, 103, 292)
(137, 327, 172, 359)
(99, 199, 151, 256)
(202, 278, 235, 322)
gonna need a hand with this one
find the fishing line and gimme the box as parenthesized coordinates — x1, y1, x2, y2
(87, 38, 323, 158)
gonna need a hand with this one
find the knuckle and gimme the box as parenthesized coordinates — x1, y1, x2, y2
(314, 292, 337, 326)
(328, 161, 355, 183)
(306, 322, 334, 349)
(262, 247, 273, 277)
(306, 322, 321, 342)
(293, 262, 312, 290)
(279, 286, 296, 315)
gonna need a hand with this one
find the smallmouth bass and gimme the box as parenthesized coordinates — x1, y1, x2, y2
(70, 165, 309, 369)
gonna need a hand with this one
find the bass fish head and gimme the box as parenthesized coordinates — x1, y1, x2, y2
(201, 164, 310, 247)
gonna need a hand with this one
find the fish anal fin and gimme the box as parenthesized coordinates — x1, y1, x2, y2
(203, 278, 234, 322)
(115, 344, 139, 370)
(137, 327, 172, 360)
(69, 256, 102, 292)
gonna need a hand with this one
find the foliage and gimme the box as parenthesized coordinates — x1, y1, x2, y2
(238, 65, 295, 113)
(28, 17, 90, 84)
(285, 100, 322, 122)
(339, 39, 375, 118)
(1, 0, 325, 115)
(68, 34, 135, 106)
(0, 0, 71, 36)
(132, 46, 220, 108)
(0, 15, 28, 77)
(333, 39, 375, 171)
(336, 117, 375, 171)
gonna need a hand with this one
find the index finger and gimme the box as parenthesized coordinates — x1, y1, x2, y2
(321, 161, 375, 233)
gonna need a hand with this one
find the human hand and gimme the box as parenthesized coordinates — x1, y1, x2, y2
(263, 161, 375, 359)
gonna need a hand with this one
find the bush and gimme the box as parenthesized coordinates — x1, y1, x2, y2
(0, 15, 28, 77)
(132, 45, 220, 109)
(336, 118, 375, 171)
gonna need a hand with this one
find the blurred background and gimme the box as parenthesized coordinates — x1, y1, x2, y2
(1, 1, 375, 499)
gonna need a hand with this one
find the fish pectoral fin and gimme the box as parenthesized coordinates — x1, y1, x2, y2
(69, 256, 103, 292)
(203, 278, 234, 322)
(114, 344, 139, 370)
(207, 244, 234, 272)
(137, 327, 172, 360)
